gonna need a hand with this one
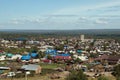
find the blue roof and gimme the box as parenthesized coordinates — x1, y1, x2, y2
(6, 53, 13, 57)
(56, 54, 70, 56)
(31, 50, 37, 53)
(15, 38, 28, 41)
(21, 55, 31, 60)
(31, 53, 38, 58)
(77, 50, 82, 53)
(46, 49, 57, 54)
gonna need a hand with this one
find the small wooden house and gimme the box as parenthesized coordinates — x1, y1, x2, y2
(21, 64, 41, 74)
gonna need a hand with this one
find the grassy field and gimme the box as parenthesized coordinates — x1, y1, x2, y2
(2, 72, 66, 80)
(39, 63, 65, 69)
(1, 63, 66, 80)
(2, 73, 116, 80)
(88, 76, 116, 80)
(2, 73, 117, 80)
(1, 63, 117, 80)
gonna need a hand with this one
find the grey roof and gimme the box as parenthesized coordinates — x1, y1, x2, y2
(21, 64, 40, 71)
(0, 67, 10, 70)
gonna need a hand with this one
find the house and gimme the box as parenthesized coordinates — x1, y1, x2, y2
(21, 64, 41, 74)
(0, 67, 10, 74)
(6, 53, 13, 58)
(46, 49, 57, 55)
(31, 53, 38, 58)
(0, 67, 10, 70)
(21, 52, 40, 62)
(53, 54, 71, 60)
(39, 45, 54, 52)
(77, 49, 82, 54)
(21, 54, 31, 61)
(107, 55, 120, 64)
(73, 54, 88, 61)
(95, 54, 108, 61)
(0, 56, 6, 61)
(92, 64, 105, 72)
(11, 54, 22, 60)
(0, 50, 4, 53)
(0, 54, 6, 61)
(95, 54, 120, 65)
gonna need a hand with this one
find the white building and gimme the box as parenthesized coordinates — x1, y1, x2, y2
(80, 35, 85, 42)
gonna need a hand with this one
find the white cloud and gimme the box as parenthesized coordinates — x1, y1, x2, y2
(2, 15, 120, 29)
(52, 0, 120, 16)
(95, 19, 108, 24)
(79, 17, 88, 20)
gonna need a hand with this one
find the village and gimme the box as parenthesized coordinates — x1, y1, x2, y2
(0, 35, 120, 80)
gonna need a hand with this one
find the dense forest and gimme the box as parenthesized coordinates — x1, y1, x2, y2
(0, 29, 120, 40)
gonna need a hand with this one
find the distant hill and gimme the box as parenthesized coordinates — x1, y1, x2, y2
(0, 29, 120, 34)
(0, 29, 120, 39)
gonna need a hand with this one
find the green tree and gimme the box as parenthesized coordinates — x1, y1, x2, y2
(47, 54, 52, 60)
(98, 76, 110, 80)
(55, 44, 64, 50)
(66, 69, 88, 80)
(89, 53, 99, 58)
(74, 58, 82, 63)
(113, 64, 120, 80)
(38, 51, 46, 58)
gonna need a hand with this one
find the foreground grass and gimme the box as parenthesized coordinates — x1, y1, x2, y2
(2, 63, 66, 80)
(2, 73, 65, 80)
(88, 75, 116, 80)
(39, 63, 65, 69)
(1, 63, 117, 80)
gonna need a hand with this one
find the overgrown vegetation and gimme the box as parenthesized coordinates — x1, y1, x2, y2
(112, 64, 120, 80)
(98, 76, 110, 80)
(66, 69, 88, 80)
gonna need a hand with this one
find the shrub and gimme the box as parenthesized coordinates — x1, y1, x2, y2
(112, 64, 120, 80)
(98, 76, 110, 80)
(66, 69, 88, 80)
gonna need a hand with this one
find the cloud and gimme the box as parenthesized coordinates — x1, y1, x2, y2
(79, 17, 88, 20)
(52, 0, 120, 16)
(9, 20, 21, 25)
(1, 14, 120, 29)
(0, 24, 3, 27)
(95, 19, 108, 24)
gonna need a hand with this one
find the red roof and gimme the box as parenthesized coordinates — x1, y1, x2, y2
(95, 54, 108, 60)
(0, 50, 3, 53)
(54, 56, 71, 60)
(42, 59, 51, 63)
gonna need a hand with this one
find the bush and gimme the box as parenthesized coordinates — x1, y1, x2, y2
(15, 73, 25, 78)
(117, 77, 120, 80)
(28, 71, 35, 77)
(112, 64, 120, 80)
(41, 69, 56, 75)
(66, 69, 88, 80)
(98, 76, 110, 80)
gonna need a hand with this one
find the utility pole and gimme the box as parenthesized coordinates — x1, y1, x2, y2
(25, 71, 30, 80)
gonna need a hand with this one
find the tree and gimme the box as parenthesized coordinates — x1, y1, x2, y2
(89, 53, 99, 58)
(112, 64, 120, 80)
(55, 44, 64, 50)
(74, 58, 82, 63)
(31, 46, 38, 52)
(66, 69, 88, 80)
(98, 76, 110, 80)
(47, 54, 52, 60)
(38, 51, 46, 58)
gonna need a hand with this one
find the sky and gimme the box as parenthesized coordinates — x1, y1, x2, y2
(0, 0, 120, 30)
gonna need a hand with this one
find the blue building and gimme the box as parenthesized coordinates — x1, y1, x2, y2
(31, 53, 38, 58)
(21, 55, 31, 61)
(46, 49, 57, 55)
